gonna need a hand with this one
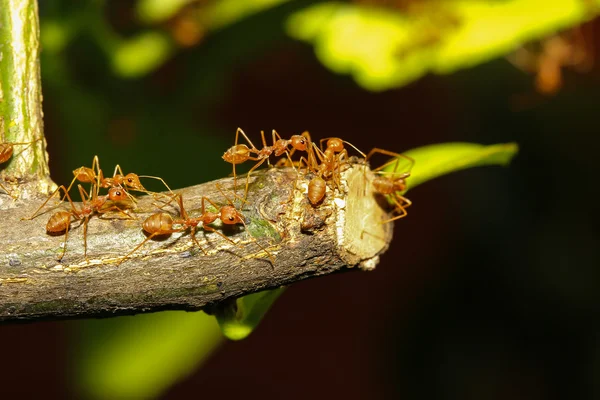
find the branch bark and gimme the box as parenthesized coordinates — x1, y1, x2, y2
(0, 166, 393, 322)
(0, 0, 393, 323)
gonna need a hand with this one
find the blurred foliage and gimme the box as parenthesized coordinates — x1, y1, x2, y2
(215, 287, 287, 340)
(400, 142, 519, 190)
(75, 311, 222, 400)
(287, 0, 600, 91)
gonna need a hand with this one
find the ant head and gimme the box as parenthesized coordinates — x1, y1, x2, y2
(290, 135, 308, 151)
(124, 173, 144, 190)
(327, 138, 344, 153)
(220, 206, 244, 225)
(108, 186, 129, 202)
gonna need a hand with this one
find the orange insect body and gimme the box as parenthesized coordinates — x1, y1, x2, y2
(366, 148, 414, 224)
(306, 137, 365, 200)
(372, 172, 409, 195)
(223, 128, 314, 199)
(0, 143, 14, 164)
(46, 211, 72, 235)
(307, 176, 327, 205)
(119, 193, 246, 265)
(25, 184, 133, 261)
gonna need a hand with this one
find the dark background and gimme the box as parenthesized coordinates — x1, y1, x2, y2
(2, 2, 599, 399)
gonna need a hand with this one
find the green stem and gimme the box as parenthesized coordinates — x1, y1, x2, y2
(0, 0, 52, 187)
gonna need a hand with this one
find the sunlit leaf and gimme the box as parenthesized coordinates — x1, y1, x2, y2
(215, 287, 286, 340)
(395, 142, 519, 191)
(286, 1, 600, 91)
(76, 311, 222, 400)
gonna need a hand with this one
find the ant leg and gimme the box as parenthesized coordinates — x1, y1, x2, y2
(301, 131, 318, 170)
(379, 195, 409, 224)
(395, 193, 412, 209)
(201, 223, 236, 245)
(57, 216, 72, 261)
(242, 157, 268, 201)
(82, 216, 89, 260)
(117, 231, 166, 266)
(22, 185, 70, 220)
(98, 205, 135, 220)
(214, 183, 244, 208)
(236, 219, 275, 264)
(366, 148, 415, 173)
(189, 227, 209, 255)
(0, 182, 16, 199)
(342, 140, 366, 158)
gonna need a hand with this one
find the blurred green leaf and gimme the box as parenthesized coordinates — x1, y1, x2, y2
(136, 0, 196, 23)
(286, 1, 600, 91)
(399, 142, 519, 191)
(214, 287, 286, 341)
(112, 31, 174, 78)
(76, 311, 222, 400)
(206, 0, 291, 30)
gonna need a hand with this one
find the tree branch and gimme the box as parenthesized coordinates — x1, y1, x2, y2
(0, 165, 393, 322)
(0, 0, 54, 198)
(0, 0, 392, 324)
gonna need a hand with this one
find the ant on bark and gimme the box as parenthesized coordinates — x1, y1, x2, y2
(65, 155, 173, 202)
(222, 128, 313, 199)
(306, 137, 366, 206)
(24, 184, 133, 261)
(118, 185, 274, 265)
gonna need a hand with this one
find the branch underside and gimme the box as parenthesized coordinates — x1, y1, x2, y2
(0, 165, 393, 322)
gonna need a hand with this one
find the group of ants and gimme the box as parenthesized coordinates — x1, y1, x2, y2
(1, 128, 414, 265)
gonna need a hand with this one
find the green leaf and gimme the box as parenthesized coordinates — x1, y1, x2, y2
(393, 142, 519, 191)
(286, 1, 600, 91)
(75, 311, 222, 400)
(214, 287, 286, 341)
(112, 31, 174, 78)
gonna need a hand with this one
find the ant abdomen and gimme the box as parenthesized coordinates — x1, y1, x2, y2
(143, 213, 174, 235)
(308, 176, 326, 205)
(46, 211, 71, 234)
(0, 143, 14, 163)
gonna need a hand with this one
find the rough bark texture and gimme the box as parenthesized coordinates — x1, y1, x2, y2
(0, 0, 55, 198)
(0, 166, 394, 322)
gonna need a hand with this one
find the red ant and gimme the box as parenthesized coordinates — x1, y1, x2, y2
(25, 184, 133, 261)
(65, 155, 172, 202)
(0, 133, 43, 198)
(118, 187, 274, 265)
(306, 137, 366, 205)
(222, 128, 313, 199)
(365, 148, 414, 224)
